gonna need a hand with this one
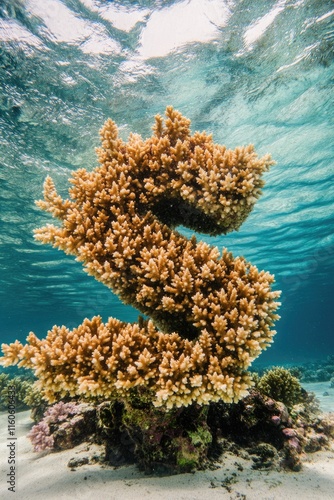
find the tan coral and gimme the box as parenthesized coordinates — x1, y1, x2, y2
(0, 107, 280, 408)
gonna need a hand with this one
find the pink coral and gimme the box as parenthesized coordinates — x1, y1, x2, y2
(28, 402, 79, 452)
(27, 420, 54, 452)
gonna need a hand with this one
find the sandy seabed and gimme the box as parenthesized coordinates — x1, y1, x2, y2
(1, 384, 334, 500)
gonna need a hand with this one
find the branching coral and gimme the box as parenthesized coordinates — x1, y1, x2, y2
(255, 367, 303, 408)
(0, 373, 36, 412)
(0, 107, 281, 408)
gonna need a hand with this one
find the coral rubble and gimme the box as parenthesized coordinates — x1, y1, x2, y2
(0, 107, 280, 409)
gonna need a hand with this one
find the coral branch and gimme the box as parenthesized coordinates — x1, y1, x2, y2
(0, 107, 280, 408)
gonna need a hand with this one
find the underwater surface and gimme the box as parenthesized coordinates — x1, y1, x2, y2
(0, 0, 333, 366)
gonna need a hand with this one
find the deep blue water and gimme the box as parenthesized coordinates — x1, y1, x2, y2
(0, 0, 333, 366)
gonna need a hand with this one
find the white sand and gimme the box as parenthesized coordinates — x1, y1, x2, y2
(1, 409, 334, 500)
(302, 381, 334, 413)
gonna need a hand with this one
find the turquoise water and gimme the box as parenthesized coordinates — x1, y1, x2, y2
(0, 0, 333, 366)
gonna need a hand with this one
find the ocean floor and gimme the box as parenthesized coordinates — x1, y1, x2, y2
(302, 381, 334, 413)
(1, 382, 333, 500)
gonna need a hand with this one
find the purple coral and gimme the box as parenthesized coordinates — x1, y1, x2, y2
(43, 401, 79, 424)
(28, 402, 79, 452)
(27, 420, 54, 452)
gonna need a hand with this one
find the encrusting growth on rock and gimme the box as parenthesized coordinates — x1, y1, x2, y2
(0, 107, 281, 408)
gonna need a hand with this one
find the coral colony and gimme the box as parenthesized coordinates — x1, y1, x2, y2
(1, 107, 287, 470)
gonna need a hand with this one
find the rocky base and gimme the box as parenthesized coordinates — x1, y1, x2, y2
(207, 389, 334, 471)
(28, 389, 334, 474)
(96, 397, 212, 474)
